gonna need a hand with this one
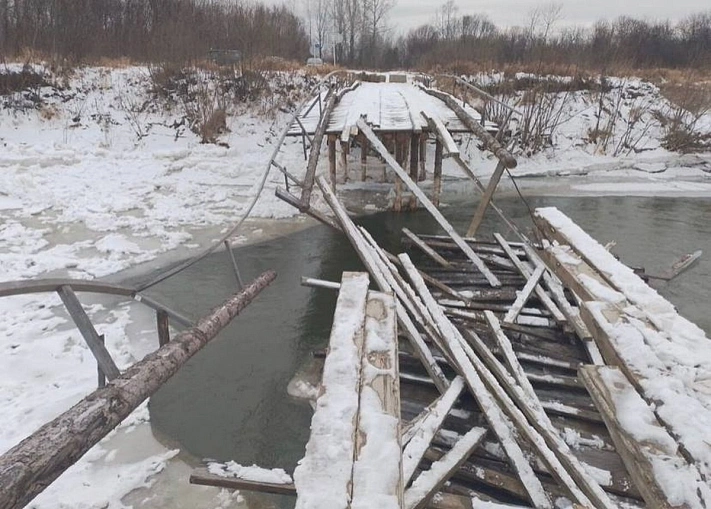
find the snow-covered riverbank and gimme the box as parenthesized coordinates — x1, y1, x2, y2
(1, 65, 710, 508)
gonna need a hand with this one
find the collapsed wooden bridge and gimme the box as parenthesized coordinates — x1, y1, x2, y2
(193, 76, 711, 508)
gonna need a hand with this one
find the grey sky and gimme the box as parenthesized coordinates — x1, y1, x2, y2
(388, 0, 709, 32)
(273, 0, 710, 34)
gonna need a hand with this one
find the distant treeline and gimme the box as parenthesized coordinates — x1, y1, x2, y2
(0, 0, 309, 64)
(398, 5, 711, 71)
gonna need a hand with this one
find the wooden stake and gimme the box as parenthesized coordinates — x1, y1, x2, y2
(433, 139, 444, 207)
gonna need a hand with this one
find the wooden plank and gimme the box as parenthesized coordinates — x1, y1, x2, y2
(403, 377, 466, 484)
(300, 90, 337, 207)
(329, 134, 338, 189)
(397, 254, 553, 509)
(404, 427, 487, 509)
(421, 112, 460, 157)
(466, 161, 506, 238)
(0, 271, 277, 509)
(403, 228, 453, 268)
(57, 285, 121, 381)
(493, 234, 565, 324)
(317, 176, 449, 394)
(293, 272, 370, 509)
(580, 366, 711, 509)
(356, 118, 501, 288)
(190, 467, 295, 496)
(351, 291, 403, 509)
(503, 264, 546, 324)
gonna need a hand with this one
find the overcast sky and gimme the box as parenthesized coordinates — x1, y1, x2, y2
(388, 0, 709, 32)
(275, 0, 710, 34)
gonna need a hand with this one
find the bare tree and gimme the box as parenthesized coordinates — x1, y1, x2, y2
(435, 0, 459, 40)
(361, 0, 394, 63)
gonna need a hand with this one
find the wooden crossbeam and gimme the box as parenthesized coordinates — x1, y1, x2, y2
(57, 285, 121, 381)
(402, 228, 453, 268)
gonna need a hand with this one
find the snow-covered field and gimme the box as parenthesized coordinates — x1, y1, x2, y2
(0, 65, 710, 508)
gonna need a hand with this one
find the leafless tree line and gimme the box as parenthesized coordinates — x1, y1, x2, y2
(399, 2, 711, 71)
(0, 0, 309, 64)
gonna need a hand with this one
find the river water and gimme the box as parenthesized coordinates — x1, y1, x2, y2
(138, 195, 711, 501)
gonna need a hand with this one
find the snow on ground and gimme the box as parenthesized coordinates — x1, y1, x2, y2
(1, 65, 710, 508)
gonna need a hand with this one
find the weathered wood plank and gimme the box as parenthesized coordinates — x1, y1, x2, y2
(356, 119, 501, 288)
(293, 272, 370, 509)
(397, 254, 553, 509)
(57, 285, 121, 381)
(403, 377, 466, 483)
(403, 228, 453, 268)
(351, 291, 403, 509)
(404, 427, 487, 509)
(466, 161, 506, 238)
(300, 90, 337, 207)
(580, 366, 711, 509)
(190, 467, 295, 496)
(421, 112, 460, 157)
(503, 264, 546, 324)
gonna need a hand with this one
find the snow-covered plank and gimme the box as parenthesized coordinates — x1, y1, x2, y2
(190, 463, 294, 496)
(402, 376, 466, 484)
(580, 366, 711, 509)
(421, 111, 459, 157)
(357, 119, 501, 288)
(538, 211, 711, 481)
(404, 427, 487, 509)
(293, 272, 370, 509)
(351, 291, 402, 509)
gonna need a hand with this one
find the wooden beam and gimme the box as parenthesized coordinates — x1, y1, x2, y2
(410, 133, 421, 210)
(404, 427, 487, 509)
(0, 271, 277, 509)
(403, 376, 466, 483)
(433, 139, 444, 207)
(157, 310, 170, 347)
(503, 264, 546, 324)
(357, 118, 501, 288)
(360, 132, 369, 181)
(294, 272, 369, 509)
(402, 228, 453, 269)
(57, 285, 121, 381)
(190, 468, 295, 496)
(580, 366, 711, 509)
(328, 134, 338, 189)
(341, 140, 350, 183)
(466, 160, 506, 238)
(300, 90, 337, 207)
(351, 291, 403, 509)
(421, 112, 459, 157)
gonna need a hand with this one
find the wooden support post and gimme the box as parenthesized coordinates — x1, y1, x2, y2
(467, 160, 506, 238)
(157, 310, 170, 347)
(340, 140, 349, 182)
(419, 134, 427, 181)
(360, 133, 368, 181)
(409, 133, 420, 210)
(0, 271, 277, 509)
(328, 134, 337, 190)
(433, 139, 444, 208)
(57, 285, 121, 381)
(97, 335, 106, 388)
(394, 134, 404, 212)
(300, 90, 337, 208)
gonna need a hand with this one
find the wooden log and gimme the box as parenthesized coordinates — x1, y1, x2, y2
(300, 90, 337, 207)
(351, 291, 403, 509)
(190, 467, 295, 496)
(403, 377, 466, 483)
(294, 272, 370, 509)
(328, 134, 338, 189)
(403, 228, 453, 269)
(341, 140, 350, 183)
(433, 139, 444, 207)
(361, 132, 369, 181)
(405, 427, 488, 509)
(422, 87, 517, 169)
(580, 366, 711, 509)
(0, 271, 277, 509)
(419, 134, 427, 181)
(57, 285, 121, 381)
(357, 119, 501, 288)
(410, 133, 421, 210)
(466, 161, 506, 237)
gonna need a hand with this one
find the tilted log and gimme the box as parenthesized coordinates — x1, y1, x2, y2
(0, 270, 277, 509)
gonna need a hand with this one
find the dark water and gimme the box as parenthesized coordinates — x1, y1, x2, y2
(142, 196, 711, 480)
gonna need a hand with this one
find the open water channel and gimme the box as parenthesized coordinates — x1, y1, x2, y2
(134, 195, 711, 507)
